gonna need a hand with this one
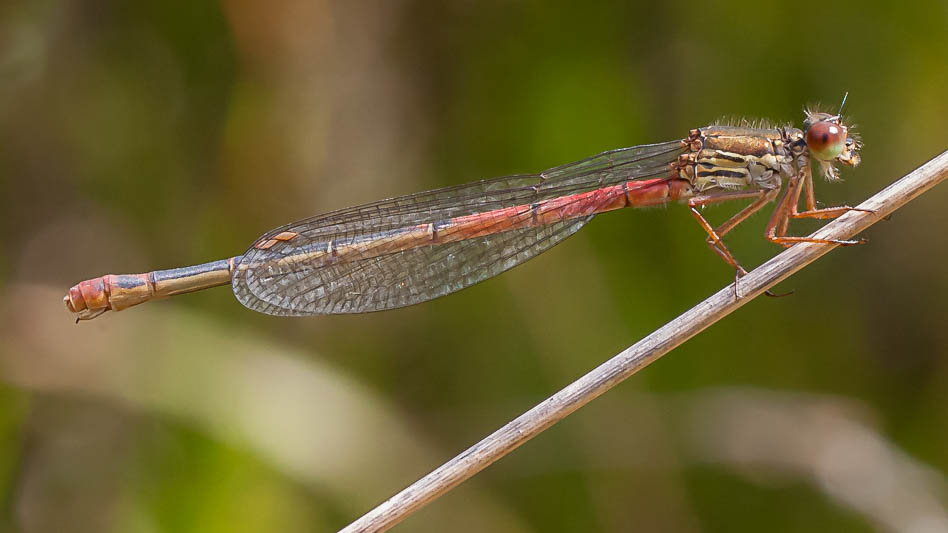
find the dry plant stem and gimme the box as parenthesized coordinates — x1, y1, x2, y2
(341, 149, 948, 533)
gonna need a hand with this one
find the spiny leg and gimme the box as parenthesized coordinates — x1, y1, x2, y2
(715, 188, 781, 238)
(766, 166, 866, 247)
(712, 188, 795, 297)
(789, 163, 872, 221)
(775, 169, 802, 237)
(698, 188, 796, 296)
(688, 189, 781, 297)
(688, 190, 770, 271)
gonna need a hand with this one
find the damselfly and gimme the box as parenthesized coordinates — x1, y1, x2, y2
(65, 103, 865, 321)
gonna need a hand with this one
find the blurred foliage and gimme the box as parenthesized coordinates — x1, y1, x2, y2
(1, 0, 947, 531)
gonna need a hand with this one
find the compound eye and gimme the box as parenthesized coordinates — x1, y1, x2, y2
(806, 120, 847, 161)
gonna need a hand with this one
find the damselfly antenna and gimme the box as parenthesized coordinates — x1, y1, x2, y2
(835, 92, 849, 120)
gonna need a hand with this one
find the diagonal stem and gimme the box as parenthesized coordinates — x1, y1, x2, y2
(341, 149, 948, 533)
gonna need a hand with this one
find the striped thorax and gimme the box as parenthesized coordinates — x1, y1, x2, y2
(678, 125, 797, 194)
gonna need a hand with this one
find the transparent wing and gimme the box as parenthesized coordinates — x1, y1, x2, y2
(232, 140, 683, 316)
(234, 218, 590, 316)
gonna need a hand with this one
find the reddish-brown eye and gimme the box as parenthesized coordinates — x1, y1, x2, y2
(806, 120, 847, 161)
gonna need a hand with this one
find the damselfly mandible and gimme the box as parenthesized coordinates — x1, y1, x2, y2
(65, 104, 864, 321)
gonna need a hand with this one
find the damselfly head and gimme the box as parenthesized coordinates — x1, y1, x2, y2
(803, 109, 861, 181)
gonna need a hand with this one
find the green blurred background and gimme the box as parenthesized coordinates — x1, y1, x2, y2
(2, 1, 947, 531)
